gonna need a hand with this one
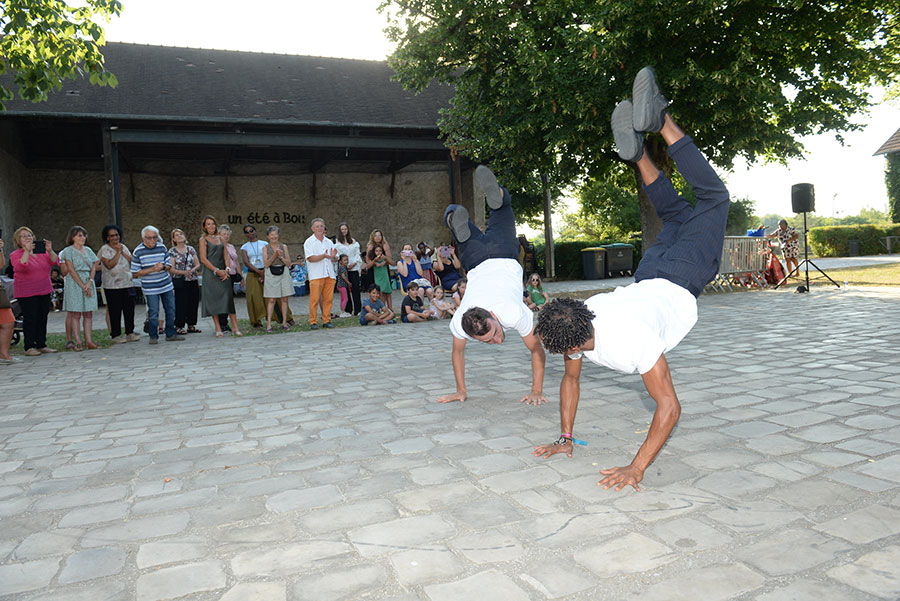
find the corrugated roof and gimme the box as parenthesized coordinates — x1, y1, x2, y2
(0, 42, 452, 129)
(875, 126, 900, 156)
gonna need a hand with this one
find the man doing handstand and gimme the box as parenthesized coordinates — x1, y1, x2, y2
(436, 167, 547, 405)
(533, 67, 730, 492)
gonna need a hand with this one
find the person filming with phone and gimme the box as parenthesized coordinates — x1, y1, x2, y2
(10, 227, 59, 356)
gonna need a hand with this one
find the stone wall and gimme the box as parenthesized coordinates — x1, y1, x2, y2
(0, 122, 27, 252)
(21, 161, 476, 254)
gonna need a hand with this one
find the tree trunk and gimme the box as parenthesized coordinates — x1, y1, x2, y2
(635, 136, 675, 247)
(541, 172, 555, 278)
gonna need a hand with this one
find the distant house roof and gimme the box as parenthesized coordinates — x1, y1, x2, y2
(875, 126, 900, 156)
(0, 42, 452, 129)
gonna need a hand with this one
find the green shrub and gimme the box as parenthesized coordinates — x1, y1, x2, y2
(533, 238, 643, 280)
(808, 224, 898, 256)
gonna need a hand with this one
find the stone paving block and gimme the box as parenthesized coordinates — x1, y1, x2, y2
(231, 540, 353, 577)
(348, 515, 456, 558)
(694, 469, 776, 498)
(390, 546, 465, 586)
(737, 528, 851, 576)
(0, 496, 33, 518)
(650, 517, 732, 551)
(266, 484, 344, 513)
(518, 510, 629, 548)
(51, 460, 108, 478)
(858, 454, 900, 483)
(33, 484, 127, 511)
(408, 463, 464, 485)
(292, 563, 388, 601)
(212, 520, 299, 546)
(639, 562, 765, 601)
(431, 430, 483, 445)
(768, 479, 864, 510)
(395, 481, 482, 512)
(750, 459, 821, 482)
(0, 557, 60, 596)
(813, 504, 900, 544)
(13, 529, 82, 560)
(508, 489, 567, 514)
(682, 448, 764, 470)
(424, 569, 530, 601)
(792, 423, 862, 443)
(299, 499, 399, 534)
(305, 464, 361, 486)
(342, 471, 413, 499)
(827, 544, 900, 599)
(450, 528, 524, 564)
(574, 532, 675, 577)
(801, 450, 866, 467)
(721, 421, 786, 438)
(133, 478, 184, 497)
(131, 486, 217, 515)
(136, 536, 207, 568)
(220, 582, 287, 601)
(613, 488, 708, 522)
(58, 500, 130, 528)
(58, 546, 126, 584)
(480, 466, 561, 494)
(136, 559, 226, 601)
(461, 453, 527, 476)
(25, 579, 127, 601)
(845, 414, 900, 430)
(518, 559, 596, 598)
(707, 500, 804, 533)
(827, 470, 898, 493)
(221, 474, 308, 498)
(81, 512, 190, 548)
(383, 436, 435, 454)
(191, 463, 271, 486)
(836, 437, 896, 457)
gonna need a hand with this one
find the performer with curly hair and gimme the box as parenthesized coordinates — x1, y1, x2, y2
(533, 67, 730, 492)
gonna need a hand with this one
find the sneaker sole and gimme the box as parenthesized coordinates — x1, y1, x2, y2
(632, 66, 667, 133)
(448, 205, 471, 243)
(474, 165, 503, 210)
(611, 100, 643, 163)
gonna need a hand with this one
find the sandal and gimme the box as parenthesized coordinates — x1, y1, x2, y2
(232, 331, 243, 337)
(282, 324, 291, 331)
(85, 342, 99, 350)
(215, 331, 224, 338)
(265, 328, 273, 334)
(187, 326, 202, 334)
(175, 328, 187, 335)
(72, 343, 83, 352)
(65, 340, 75, 350)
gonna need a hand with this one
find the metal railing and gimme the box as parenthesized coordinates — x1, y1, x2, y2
(707, 236, 771, 292)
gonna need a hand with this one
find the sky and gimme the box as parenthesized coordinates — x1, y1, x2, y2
(102, 0, 900, 223)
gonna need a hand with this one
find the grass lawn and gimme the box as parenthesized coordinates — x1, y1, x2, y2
(816, 262, 900, 287)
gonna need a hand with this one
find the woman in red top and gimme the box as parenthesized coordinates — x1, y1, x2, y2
(10, 227, 59, 356)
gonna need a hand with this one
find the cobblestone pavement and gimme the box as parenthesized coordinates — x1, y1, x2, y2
(2, 286, 900, 600)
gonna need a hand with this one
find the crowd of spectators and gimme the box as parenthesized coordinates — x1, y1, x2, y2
(0, 217, 545, 360)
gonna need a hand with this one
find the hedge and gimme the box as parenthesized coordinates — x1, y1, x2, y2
(533, 239, 644, 280)
(807, 224, 900, 257)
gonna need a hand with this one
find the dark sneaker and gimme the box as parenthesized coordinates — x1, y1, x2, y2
(309, 323, 319, 330)
(323, 322, 335, 329)
(446, 205, 471, 243)
(474, 165, 503, 210)
(149, 338, 158, 345)
(632, 66, 668, 133)
(611, 100, 644, 162)
(165, 335, 185, 341)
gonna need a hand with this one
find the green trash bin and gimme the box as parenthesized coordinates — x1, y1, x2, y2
(581, 247, 607, 280)
(601, 243, 634, 277)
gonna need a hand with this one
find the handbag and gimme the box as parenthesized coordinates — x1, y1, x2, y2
(230, 272, 242, 283)
(269, 264, 285, 276)
(0, 286, 10, 310)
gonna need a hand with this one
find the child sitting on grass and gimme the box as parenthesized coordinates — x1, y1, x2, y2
(360, 284, 396, 325)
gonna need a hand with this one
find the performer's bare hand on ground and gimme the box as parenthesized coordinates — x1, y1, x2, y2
(520, 391, 547, 406)
(436, 390, 467, 403)
(533, 439, 572, 459)
(598, 465, 644, 492)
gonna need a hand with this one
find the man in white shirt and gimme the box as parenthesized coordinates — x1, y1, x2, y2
(437, 166, 547, 405)
(303, 218, 338, 329)
(533, 67, 730, 493)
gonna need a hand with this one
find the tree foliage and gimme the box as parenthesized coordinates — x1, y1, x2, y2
(380, 0, 900, 238)
(0, 0, 122, 110)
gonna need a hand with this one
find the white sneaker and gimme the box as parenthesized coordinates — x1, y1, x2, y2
(110, 335, 126, 344)
(338, 312, 352, 318)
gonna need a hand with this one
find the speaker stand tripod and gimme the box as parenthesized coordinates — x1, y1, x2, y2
(773, 211, 840, 291)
